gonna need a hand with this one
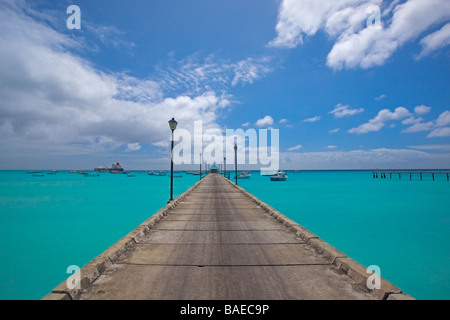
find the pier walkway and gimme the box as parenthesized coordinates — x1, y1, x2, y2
(44, 173, 413, 300)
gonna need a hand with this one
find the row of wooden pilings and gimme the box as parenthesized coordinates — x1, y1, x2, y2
(373, 171, 450, 181)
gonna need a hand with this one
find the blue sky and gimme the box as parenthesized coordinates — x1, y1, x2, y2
(0, 0, 449, 170)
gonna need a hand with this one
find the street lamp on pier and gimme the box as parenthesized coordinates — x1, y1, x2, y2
(199, 153, 202, 181)
(234, 144, 238, 185)
(224, 157, 226, 179)
(168, 118, 178, 203)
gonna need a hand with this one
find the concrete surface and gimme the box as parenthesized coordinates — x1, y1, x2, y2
(43, 173, 413, 300)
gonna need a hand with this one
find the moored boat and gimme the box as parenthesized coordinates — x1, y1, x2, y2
(270, 171, 288, 181)
(236, 171, 251, 179)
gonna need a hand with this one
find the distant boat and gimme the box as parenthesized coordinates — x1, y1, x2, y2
(85, 173, 100, 177)
(270, 171, 288, 181)
(153, 172, 166, 176)
(94, 166, 108, 172)
(236, 171, 251, 179)
(127, 173, 136, 177)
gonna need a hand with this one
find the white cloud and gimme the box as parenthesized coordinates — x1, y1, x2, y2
(428, 127, 450, 138)
(303, 116, 321, 122)
(414, 105, 432, 115)
(408, 144, 450, 151)
(327, 145, 337, 149)
(279, 118, 287, 124)
(125, 143, 142, 152)
(349, 107, 411, 134)
(255, 115, 274, 127)
(282, 147, 450, 169)
(427, 110, 450, 137)
(287, 144, 303, 151)
(329, 128, 341, 134)
(375, 94, 387, 101)
(401, 117, 422, 125)
(327, 0, 450, 69)
(435, 111, 450, 127)
(0, 4, 233, 166)
(241, 122, 250, 127)
(417, 23, 450, 59)
(83, 23, 136, 54)
(269, 0, 380, 49)
(157, 54, 275, 95)
(330, 103, 364, 118)
(401, 121, 435, 133)
(231, 57, 274, 86)
(401, 110, 450, 136)
(270, 0, 450, 70)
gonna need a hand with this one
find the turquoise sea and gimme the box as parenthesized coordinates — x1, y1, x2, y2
(0, 170, 449, 300)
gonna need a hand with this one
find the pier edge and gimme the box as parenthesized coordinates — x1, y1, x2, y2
(223, 176, 415, 300)
(42, 176, 204, 300)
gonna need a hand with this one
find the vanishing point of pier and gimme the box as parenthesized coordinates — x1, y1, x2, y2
(44, 173, 413, 300)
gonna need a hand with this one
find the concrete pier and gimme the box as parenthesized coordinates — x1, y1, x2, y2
(43, 173, 414, 300)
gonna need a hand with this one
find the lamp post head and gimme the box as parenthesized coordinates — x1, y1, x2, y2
(168, 118, 178, 131)
(234, 144, 237, 151)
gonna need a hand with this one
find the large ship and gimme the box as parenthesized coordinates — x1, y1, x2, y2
(94, 162, 124, 173)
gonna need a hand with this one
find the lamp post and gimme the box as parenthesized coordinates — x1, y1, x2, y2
(199, 153, 202, 181)
(234, 144, 238, 185)
(168, 118, 178, 203)
(224, 157, 226, 179)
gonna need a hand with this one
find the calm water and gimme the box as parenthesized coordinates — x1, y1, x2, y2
(238, 170, 450, 300)
(0, 170, 449, 299)
(0, 170, 200, 300)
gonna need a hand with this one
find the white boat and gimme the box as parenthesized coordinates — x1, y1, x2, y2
(270, 171, 288, 181)
(236, 171, 251, 179)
